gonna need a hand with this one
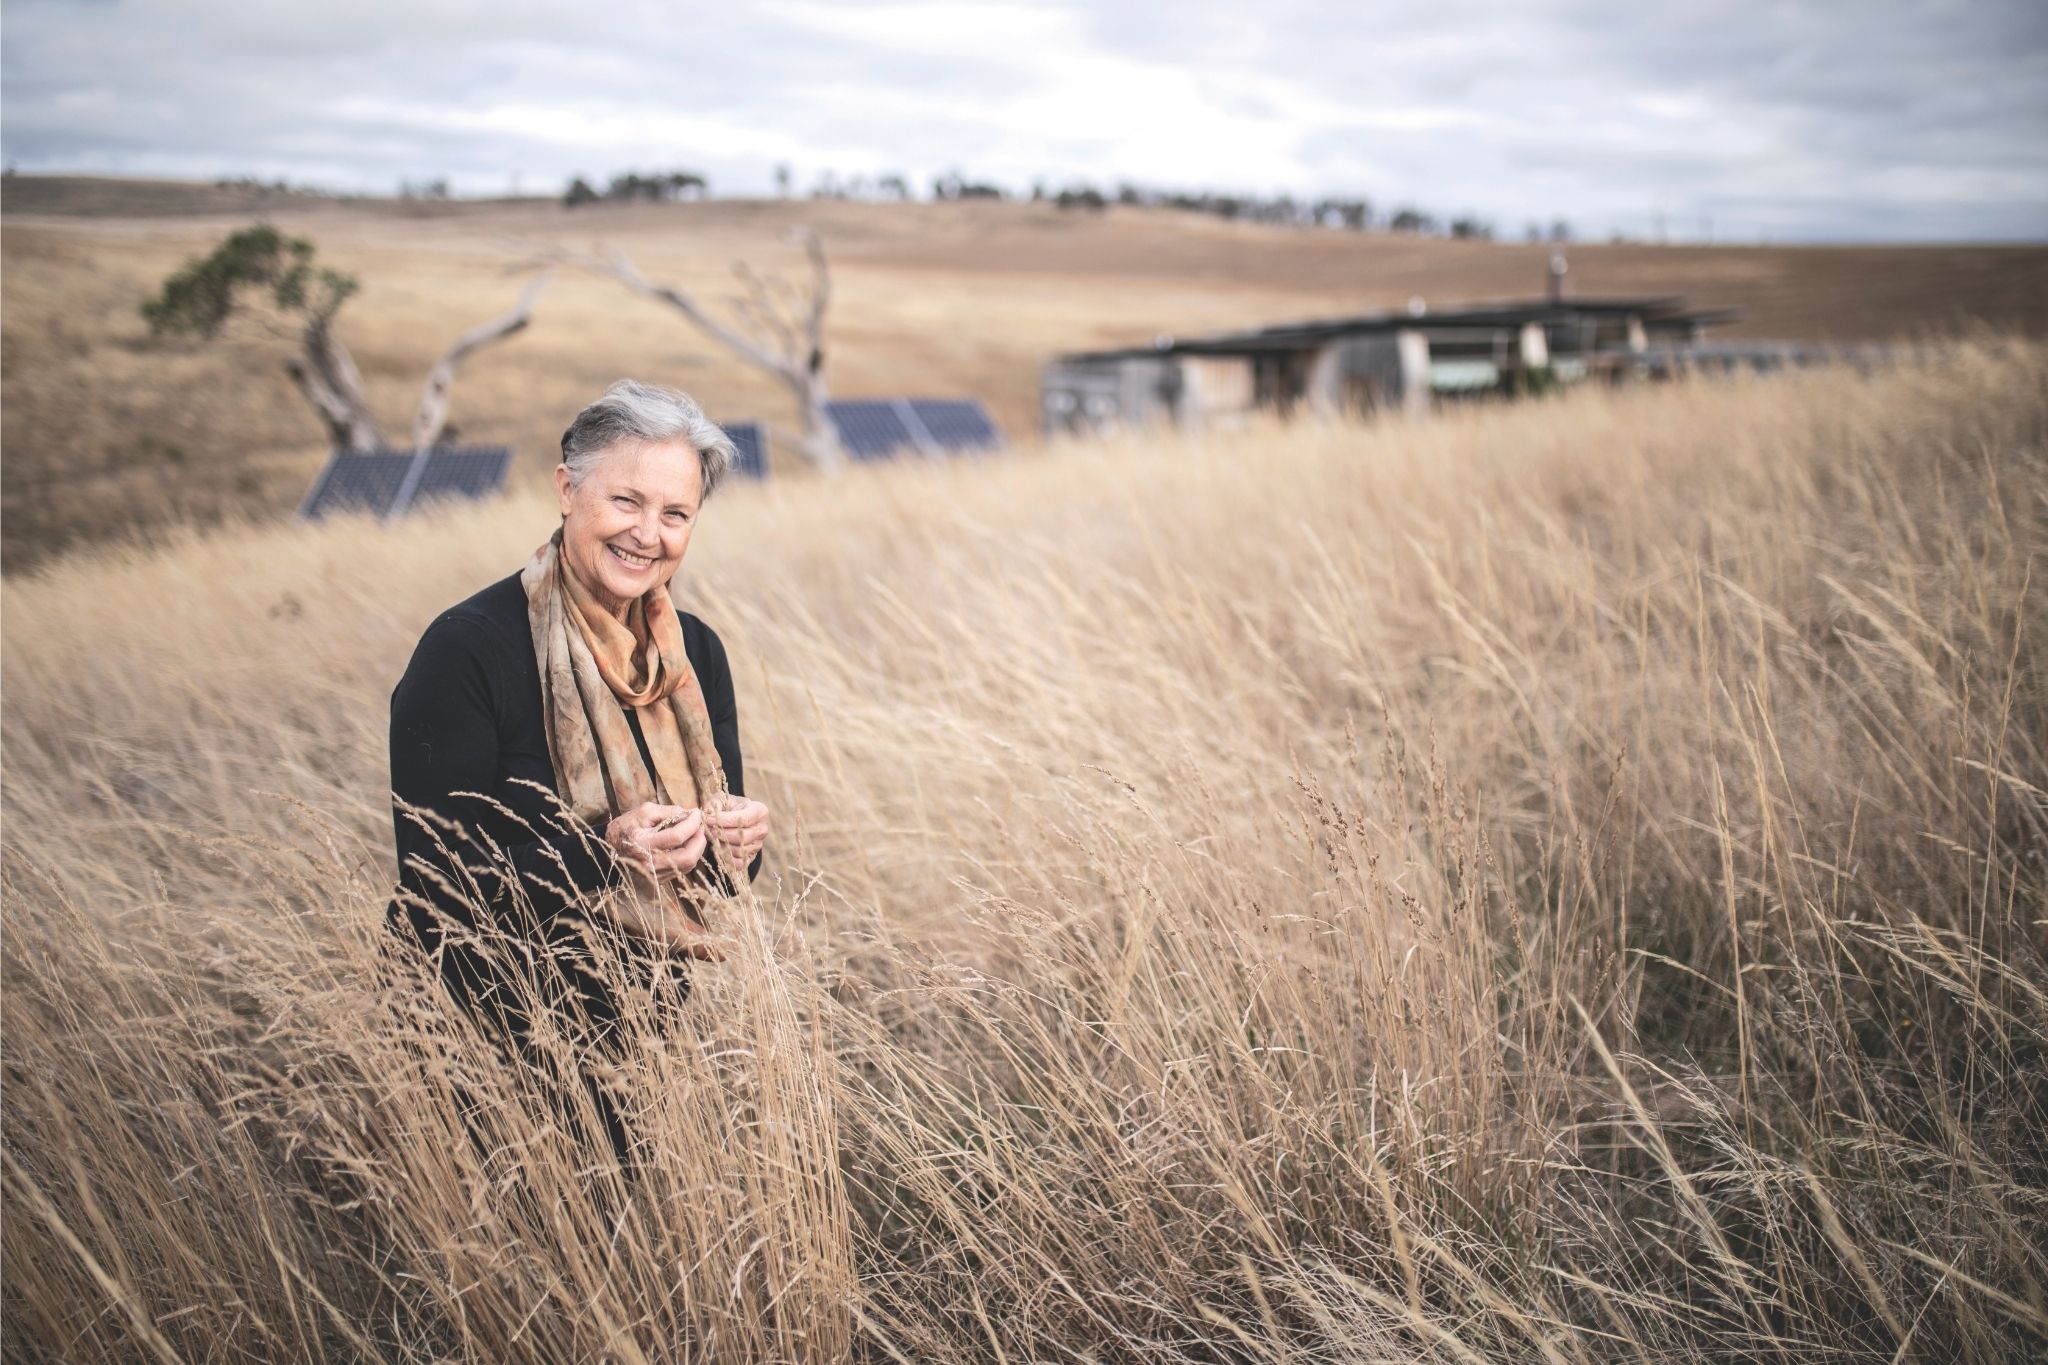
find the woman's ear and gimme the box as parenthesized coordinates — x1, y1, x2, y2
(554, 463, 575, 519)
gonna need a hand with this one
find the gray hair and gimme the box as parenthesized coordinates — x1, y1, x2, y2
(559, 379, 735, 501)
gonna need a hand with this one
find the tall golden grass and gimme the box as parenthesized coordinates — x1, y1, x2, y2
(3, 344, 2044, 1361)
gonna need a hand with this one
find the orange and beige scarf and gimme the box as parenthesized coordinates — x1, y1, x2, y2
(522, 525, 731, 917)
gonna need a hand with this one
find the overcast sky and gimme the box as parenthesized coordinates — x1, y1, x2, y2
(4, 0, 2044, 242)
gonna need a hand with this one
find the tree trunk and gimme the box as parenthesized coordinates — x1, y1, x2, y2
(286, 314, 382, 450)
(788, 360, 844, 471)
(411, 273, 551, 451)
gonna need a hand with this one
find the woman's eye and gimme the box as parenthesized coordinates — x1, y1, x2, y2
(612, 495, 635, 508)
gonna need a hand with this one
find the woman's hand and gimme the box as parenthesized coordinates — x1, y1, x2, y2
(604, 802, 708, 878)
(705, 796, 770, 872)
(602, 802, 727, 962)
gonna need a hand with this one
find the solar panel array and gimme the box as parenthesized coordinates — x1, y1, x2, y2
(908, 398, 1001, 452)
(405, 447, 514, 510)
(296, 451, 414, 521)
(297, 446, 513, 523)
(722, 421, 767, 479)
(825, 399, 916, 461)
(824, 397, 1003, 462)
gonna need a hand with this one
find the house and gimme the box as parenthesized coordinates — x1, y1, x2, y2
(1040, 293, 1738, 436)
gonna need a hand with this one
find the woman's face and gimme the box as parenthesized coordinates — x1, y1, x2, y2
(554, 438, 703, 619)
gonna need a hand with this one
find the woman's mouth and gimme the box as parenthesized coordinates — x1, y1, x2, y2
(607, 543, 656, 570)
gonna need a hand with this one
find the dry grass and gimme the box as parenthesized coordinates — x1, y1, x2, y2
(3, 340, 2046, 1361)
(6, 176, 2047, 571)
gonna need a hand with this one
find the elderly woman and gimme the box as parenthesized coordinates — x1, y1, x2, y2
(384, 378, 769, 1171)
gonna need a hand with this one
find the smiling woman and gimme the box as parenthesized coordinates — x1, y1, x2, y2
(555, 409, 704, 615)
(383, 378, 771, 1178)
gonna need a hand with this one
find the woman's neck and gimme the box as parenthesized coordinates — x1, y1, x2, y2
(568, 561, 637, 625)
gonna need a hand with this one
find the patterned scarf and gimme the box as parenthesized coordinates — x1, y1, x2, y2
(522, 525, 731, 915)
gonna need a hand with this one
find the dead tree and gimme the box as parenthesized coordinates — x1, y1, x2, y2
(287, 296, 382, 450)
(144, 225, 548, 451)
(557, 228, 844, 471)
(411, 270, 551, 449)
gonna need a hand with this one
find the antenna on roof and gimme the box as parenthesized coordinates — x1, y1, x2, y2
(1548, 251, 1568, 303)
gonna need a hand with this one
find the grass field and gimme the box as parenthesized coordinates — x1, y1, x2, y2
(2, 330, 2043, 1359)
(5, 174, 2048, 571)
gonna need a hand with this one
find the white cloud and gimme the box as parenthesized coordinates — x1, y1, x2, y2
(1, 0, 2042, 240)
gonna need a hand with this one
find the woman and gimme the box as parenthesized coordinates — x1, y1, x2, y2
(384, 378, 770, 1173)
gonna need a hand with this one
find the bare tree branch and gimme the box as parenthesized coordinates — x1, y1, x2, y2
(603, 248, 788, 375)
(733, 261, 798, 358)
(411, 271, 553, 450)
(542, 233, 845, 472)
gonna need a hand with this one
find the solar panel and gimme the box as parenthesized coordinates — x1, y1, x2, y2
(908, 398, 1002, 452)
(824, 399, 916, 461)
(405, 446, 513, 510)
(296, 450, 414, 520)
(722, 421, 767, 479)
(297, 446, 513, 523)
(825, 396, 1003, 461)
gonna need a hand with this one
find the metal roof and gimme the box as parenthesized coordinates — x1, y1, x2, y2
(1055, 295, 1736, 363)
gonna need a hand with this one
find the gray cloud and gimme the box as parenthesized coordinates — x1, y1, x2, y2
(3, 0, 2042, 241)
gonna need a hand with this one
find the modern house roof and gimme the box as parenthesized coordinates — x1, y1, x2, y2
(1056, 295, 1740, 363)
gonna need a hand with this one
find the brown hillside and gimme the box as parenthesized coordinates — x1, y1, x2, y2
(4, 174, 2044, 573)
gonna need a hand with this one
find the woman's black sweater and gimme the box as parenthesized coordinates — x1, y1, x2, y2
(385, 570, 760, 1034)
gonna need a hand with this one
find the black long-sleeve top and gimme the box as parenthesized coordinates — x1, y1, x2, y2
(384, 570, 760, 1033)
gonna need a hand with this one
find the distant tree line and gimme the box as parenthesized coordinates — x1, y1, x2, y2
(562, 169, 710, 207)
(838, 166, 1568, 242)
(799, 169, 915, 201)
(931, 171, 1007, 201)
(210, 175, 332, 199)
(1029, 179, 1540, 241)
(198, 165, 1576, 242)
(549, 164, 1574, 242)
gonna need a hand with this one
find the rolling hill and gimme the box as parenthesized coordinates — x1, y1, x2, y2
(4, 173, 2045, 572)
